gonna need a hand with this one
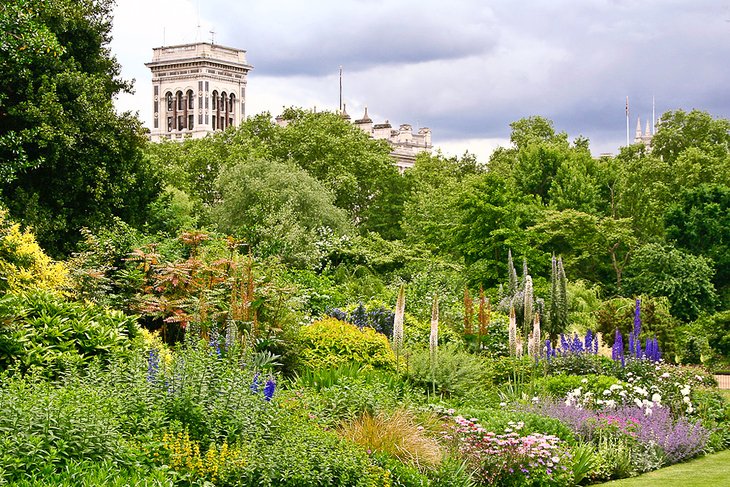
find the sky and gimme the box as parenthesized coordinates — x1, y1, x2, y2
(110, 0, 730, 162)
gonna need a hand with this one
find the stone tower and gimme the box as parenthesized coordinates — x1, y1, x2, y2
(146, 42, 253, 142)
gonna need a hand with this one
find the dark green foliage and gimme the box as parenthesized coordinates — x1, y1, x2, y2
(0, 0, 160, 256)
(595, 296, 678, 358)
(666, 184, 730, 301)
(546, 255, 569, 337)
(623, 243, 718, 322)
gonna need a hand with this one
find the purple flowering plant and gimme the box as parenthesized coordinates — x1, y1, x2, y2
(524, 401, 710, 466)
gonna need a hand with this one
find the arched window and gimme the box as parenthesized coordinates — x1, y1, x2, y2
(220, 92, 227, 111)
(187, 90, 194, 110)
(176, 91, 183, 111)
(188, 114, 194, 130)
(229, 94, 236, 114)
(166, 92, 173, 111)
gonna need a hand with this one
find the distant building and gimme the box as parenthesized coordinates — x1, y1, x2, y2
(146, 42, 253, 142)
(634, 116, 654, 148)
(352, 106, 432, 172)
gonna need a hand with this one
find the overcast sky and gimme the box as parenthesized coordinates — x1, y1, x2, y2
(111, 0, 730, 162)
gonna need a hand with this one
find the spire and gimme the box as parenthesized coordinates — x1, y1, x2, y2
(635, 116, 642, 138)
(355, 105, 372, 124)
(340, 103, 350, 121)
(645, 120, 651, 139)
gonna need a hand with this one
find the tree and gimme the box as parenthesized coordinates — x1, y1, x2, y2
(623, 243, 718, 322)
(214, 158, 352, 268)
(269, 110, 404, 238)
(665, 184, 730, 300)
(452, 173, 544, 285)
(651, 109, 730, 165)
(0, 0, 160, 255)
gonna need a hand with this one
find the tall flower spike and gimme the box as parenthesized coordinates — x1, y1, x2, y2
(430, 294, 439, 360)
(509, 305, 517, 356)
(532, 312, 541, 358)
(429, 294, 439, 395)
(263, 377, 276, 402)
(634, 298, 642, 338)
(392, 284, 405, 352)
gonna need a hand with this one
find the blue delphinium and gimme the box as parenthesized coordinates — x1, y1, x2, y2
(634, 298, 642, 337)
(209, 328, 221, 356)
(350, 303, 368, 329)
(546, 339, 552, 361)
(612, 329, 625, 367)
(147, 349, 160, 382)
(263, 377, 276, 402)
(250, 372, 261, 394)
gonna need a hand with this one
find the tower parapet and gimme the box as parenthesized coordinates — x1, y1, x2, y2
(146, 42, 253, 142)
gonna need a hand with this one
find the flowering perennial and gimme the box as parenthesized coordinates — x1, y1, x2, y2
(446, 416, 572, 486)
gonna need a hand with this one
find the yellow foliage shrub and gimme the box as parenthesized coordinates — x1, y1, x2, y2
(0, 210, 68, 293)
(297, 317, 396, 371)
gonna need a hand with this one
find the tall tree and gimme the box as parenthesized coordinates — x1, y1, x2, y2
(0, 0, 159, 255)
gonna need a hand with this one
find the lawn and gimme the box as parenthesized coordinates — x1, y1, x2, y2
(598, 449, 730, 487)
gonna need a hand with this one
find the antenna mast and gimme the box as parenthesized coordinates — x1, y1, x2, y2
(339, 66, 343, 112)
(625, 96, 630, 146)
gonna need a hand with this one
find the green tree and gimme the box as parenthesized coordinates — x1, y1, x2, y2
(623, 243, 718, 322)
(651, 109, 730, 165)
(452, 173, 544, 285)
(665, 184, 730, 302)
(270, 110, 403, 238)
(214, 158, 352, 268)
(0, 0, 160, 255)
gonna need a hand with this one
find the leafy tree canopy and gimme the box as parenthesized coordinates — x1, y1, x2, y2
(623, 243, 718, 322)
(0, 0, 160, 256)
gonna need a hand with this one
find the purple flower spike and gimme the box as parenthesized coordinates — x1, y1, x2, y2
(250, 372, 260, 394)
(634, 298, 642, 337)
(263, 377, 276, 402)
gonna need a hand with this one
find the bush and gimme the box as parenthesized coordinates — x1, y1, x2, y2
(0, 374, 133, 481)
(300, 372, 420, 425)
(296, 317, 396, 371)
(456, 407, 576, 444)
(407, 343, 488, 398)
(0, 209, 68, 293)
(0, 291, 139, 374)
(532, 374, 620, 401)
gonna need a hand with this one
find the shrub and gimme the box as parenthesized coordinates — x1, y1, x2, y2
(296, 317, 396, 371)
(0, 291, 139, 374)
(407, 342, 488, 398)
(0, 209, 68, 293)
(0, 374, 132, 481)
(455, 407, 576, 445)
(301, 373, 420, 425)
(532, 374, 620, 401)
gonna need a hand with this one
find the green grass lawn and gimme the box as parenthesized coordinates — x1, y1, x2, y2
(597, 449, 730, 487)
(719, 389, 730, 402)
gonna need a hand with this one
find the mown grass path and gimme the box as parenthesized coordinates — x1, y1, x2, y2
(597, 449, 730, 487)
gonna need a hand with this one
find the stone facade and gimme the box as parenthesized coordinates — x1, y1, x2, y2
(634, 116, 654, 148)
(146, 42, 253, 142)
(351, 106, 432, 172)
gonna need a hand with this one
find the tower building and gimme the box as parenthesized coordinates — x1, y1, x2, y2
(146, 42, 253, 142)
